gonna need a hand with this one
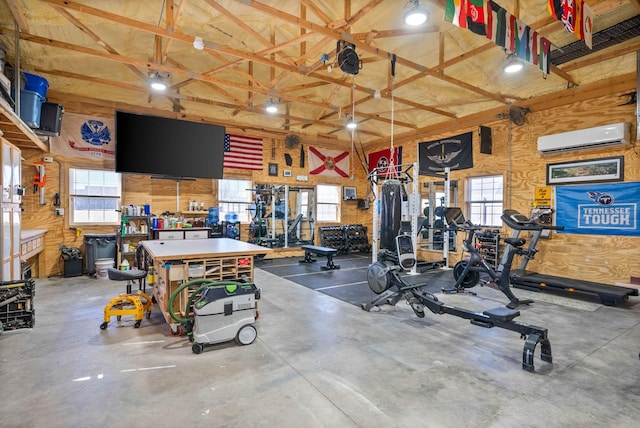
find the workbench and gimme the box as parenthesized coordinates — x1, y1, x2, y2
(21, 229, 48, 278)
(141, 238, 271, 325)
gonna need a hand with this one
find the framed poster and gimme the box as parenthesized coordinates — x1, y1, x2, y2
(546, 156, 624, 185)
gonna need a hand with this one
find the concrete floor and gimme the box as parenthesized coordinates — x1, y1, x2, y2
(1, 268, 639, 427)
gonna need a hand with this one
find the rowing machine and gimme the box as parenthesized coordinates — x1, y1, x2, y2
(362, 235, 552, 372)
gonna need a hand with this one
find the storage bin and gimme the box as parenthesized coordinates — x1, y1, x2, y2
(23, 72, 49, 99)
(188, 263, 204, 278)
(63, 258, 83, 278)
(18, 89, 45, 128)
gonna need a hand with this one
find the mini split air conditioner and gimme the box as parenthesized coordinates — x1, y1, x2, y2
(537, 122, 631, 154)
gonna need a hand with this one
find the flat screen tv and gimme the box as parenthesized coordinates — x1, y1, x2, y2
(115, 111, 225, 179)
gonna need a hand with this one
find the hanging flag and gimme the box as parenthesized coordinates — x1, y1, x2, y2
(556, 182, 640, 236)
(582, 2, 594, 49)
(418, 132, 473, 176)
(368, 147, 402, 175)
(486, 0, 506, 48)
(528, 29, 539, 67)
(574, 0, 583, 40)
(539, 36, 551, 74)
(444, 0, 468, 28)
(548, 0, 592, 48)
(50, 112, 115, 160)
(548, 0, 562, 19)
(466, 0, 486, 35)
(560, 0, 577, 33)
(308, 146, 350, 177)
(515, 19, 530, 60)
(223, 134, 263, 170)
(505, 13, 517, 52)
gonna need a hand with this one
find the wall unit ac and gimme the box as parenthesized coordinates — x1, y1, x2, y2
(537, 122, 630, 154)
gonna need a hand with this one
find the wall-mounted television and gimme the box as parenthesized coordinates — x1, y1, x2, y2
(115, 111, 226, 179)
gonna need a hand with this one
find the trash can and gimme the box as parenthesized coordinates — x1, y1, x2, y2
(83, 233, 117, 275)
(60, 245, 83, 278)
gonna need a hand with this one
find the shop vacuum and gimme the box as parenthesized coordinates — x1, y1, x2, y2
(168, 279, 261, 354)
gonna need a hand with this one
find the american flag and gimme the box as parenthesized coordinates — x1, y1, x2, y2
(223, 134, 263, 170)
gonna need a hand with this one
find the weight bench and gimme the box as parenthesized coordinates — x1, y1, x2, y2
(299, 245, 340, 270)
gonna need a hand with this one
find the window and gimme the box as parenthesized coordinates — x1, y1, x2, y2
(467, 175, 503, 226)
(316, 184, 340, 222)
(69, 168, 121, 225)
(218, 179, 252, 223)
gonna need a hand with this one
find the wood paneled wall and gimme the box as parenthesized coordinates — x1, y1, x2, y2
(21, 89, 639, 285)
(21, 136, 369, 277)
(408, 91, 639, 286)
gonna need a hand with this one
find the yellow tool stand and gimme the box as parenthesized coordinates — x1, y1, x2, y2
(100, 267, 151, 330)
(100, 292, 152, 329)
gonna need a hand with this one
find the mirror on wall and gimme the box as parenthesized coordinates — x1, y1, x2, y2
(249, 184, 315, 248)
(418, 180, 459, 252)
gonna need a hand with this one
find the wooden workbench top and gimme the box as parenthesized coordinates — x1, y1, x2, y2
(21, 229, 49, 241)
(141, 238, 272, 261)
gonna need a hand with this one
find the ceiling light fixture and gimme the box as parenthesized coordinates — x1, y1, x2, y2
(404, 0, 429, 26)
(346, 118, 357, 130)
(148, 70, 169, 91)
(265, 99, 278, 114)
(503, 53, 524, 73)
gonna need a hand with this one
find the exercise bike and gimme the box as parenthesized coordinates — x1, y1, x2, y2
(444, 217, 536, 309)
(362, 234, 552, 372)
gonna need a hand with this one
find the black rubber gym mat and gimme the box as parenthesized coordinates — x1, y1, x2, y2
(257, 254, 456, 307)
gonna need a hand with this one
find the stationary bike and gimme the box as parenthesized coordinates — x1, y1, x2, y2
(444, 219, 535, 309)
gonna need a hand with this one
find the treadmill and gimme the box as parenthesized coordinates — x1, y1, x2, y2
(500, 209, 638, 306)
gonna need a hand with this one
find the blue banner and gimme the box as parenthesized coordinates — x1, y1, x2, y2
(555, 182, 640, 236)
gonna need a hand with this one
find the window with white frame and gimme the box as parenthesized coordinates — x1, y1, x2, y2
(218, 179, 252, 223)
(316, 184, 340, 222)
(467, 175, 504, 226)
(69, 168, 121, 225)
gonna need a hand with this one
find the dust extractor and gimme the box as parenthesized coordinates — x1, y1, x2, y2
(168, 279, 261, 354)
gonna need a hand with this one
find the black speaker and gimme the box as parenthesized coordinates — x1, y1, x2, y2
(337, 40, 361, 75)
(480, 125, 492, 154)
(37, 102, 64, 136)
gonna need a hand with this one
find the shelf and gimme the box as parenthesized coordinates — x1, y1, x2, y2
(474, 231, 501, 269)
(182, 211, 209, 215)
(0, 97, 47, 151)
(118, 214, 152, 266)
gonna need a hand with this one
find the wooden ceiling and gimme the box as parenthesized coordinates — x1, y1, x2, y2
(0, 0, 638, 151)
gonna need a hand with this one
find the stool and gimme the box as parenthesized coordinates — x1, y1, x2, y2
(101, 268, 151, 330)
(107, 267, 147, 294)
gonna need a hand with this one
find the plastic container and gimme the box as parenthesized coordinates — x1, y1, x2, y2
(188, 263, 204, 278)
(95, 258, 114, 280)
(23, 72, 49, 99)
(18, 89, 45, 128)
